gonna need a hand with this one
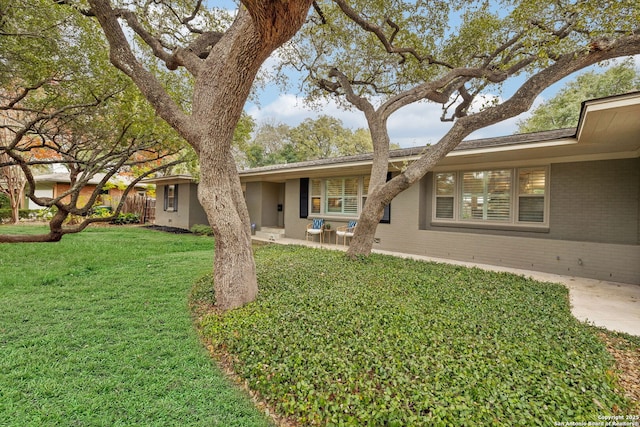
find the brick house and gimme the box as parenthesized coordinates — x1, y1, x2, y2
(239, 92, 640, 283)
(27, 172, 148, 210)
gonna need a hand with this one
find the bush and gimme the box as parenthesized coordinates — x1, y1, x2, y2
(190, 224, 214, 236)
(35, 208, 55, 221)
(91, 206, 113, 218)
(0, 208, 40, 222)
(0, 193, 10, 209)
(110, 212, 140, 225)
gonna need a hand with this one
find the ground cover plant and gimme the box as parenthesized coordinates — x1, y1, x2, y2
(197, 244, 636, 426)
(0, 225, 272, 427)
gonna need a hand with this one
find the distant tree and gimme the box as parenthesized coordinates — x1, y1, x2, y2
(241, 115, 373, 168)
(0, 152, 26, 224)
(236, 118, 288, 168)
(517, 61, 640, 133)
(289, 115, 365, 159)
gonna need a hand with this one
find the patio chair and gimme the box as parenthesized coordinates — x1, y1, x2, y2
(306, 218, 325, 243)
(336, 220, 357, 245)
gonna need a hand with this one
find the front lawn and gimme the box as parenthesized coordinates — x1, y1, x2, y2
(197, 244, 637, 426)
(0, 226, 272, 427)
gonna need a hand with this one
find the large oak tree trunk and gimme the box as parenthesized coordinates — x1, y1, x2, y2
(188, 4, 313, 310)
(88, 0, 314, 310)
(346, 190, 386, 257)
(346, 114, 391, 257)
(198, 137, 258, 310)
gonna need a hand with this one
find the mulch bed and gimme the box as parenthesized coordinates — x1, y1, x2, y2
(599, 332, 640, 412)
(144, 224, 192, 234)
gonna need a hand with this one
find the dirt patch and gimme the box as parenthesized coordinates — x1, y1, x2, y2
(599, 332, 640, 412)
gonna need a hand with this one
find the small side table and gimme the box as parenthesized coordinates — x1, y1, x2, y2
(323, 228, 335, 244)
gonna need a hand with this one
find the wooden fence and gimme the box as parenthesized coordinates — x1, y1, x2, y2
(109, 195, 155, 224)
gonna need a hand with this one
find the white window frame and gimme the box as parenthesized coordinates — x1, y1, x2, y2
(165, 184, 177, 212)
(309, 176, 367, 218)
(432, 167, 549, 227)
(516, 168, 548, 224)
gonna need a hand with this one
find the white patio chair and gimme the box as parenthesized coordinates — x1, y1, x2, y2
(306, 218, 325, 243)
(336, 220, 357, 245)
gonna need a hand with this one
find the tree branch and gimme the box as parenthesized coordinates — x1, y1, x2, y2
(240, 0, 315, 47)
(85, 0, 196, 143)
(402, 32, 640, 185)
(327, 68, 375, 116)
(331, 0, 452, 68)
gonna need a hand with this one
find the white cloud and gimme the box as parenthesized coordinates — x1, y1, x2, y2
(386, 101, 453, 147)
(248, 94, 455, 148)
(247, 94, 367, 129)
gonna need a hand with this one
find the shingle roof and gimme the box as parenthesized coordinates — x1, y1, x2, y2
(238, 127, 576, 175)
(34, 172, 147, 187)
(33, 172, 107, 185)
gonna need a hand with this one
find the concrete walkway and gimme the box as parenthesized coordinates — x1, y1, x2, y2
(254, 236, 640, 337)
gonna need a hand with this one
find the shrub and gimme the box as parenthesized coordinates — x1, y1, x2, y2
(0, 208, 41, 222)
(110, 212, 140, 225)
(190, 224, 214, 236)
(0, 193, 9, 209)
(35, 207, 56, 220)
(91, 206, 113, 218)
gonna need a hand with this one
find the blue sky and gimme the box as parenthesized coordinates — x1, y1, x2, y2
(215, 1, 638, 147)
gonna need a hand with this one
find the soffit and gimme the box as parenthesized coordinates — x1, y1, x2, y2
(577, 95, 640, 152)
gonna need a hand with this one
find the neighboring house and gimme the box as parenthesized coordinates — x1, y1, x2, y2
(141, 175, 208, 230)
(238, 92, 640, 284)
(27, 172, 149, 210)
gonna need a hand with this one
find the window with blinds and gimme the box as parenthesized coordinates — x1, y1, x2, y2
(307, 175, 387, 219)
(310, 179, 322, 214)
(326, 177, 359, 215)
(518, 168, 546, 223)
(435, 172, 455, 219)
(164, 184, 177, 212)
(433, 167, 548, 226)
(461, 170, 511, 221)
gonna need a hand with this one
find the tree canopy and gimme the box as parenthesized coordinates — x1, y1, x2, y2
(238, 115, 375, 168)
(1, 0, 187, 240)
(517, 60, 640, 133)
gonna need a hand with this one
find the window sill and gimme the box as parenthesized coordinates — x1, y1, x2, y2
(430, 221, 549, 233)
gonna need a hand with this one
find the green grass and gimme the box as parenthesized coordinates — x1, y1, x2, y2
(2, 226, 635, 426)
(198, 244, 635, 426)
(0, 225, 272, 427)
